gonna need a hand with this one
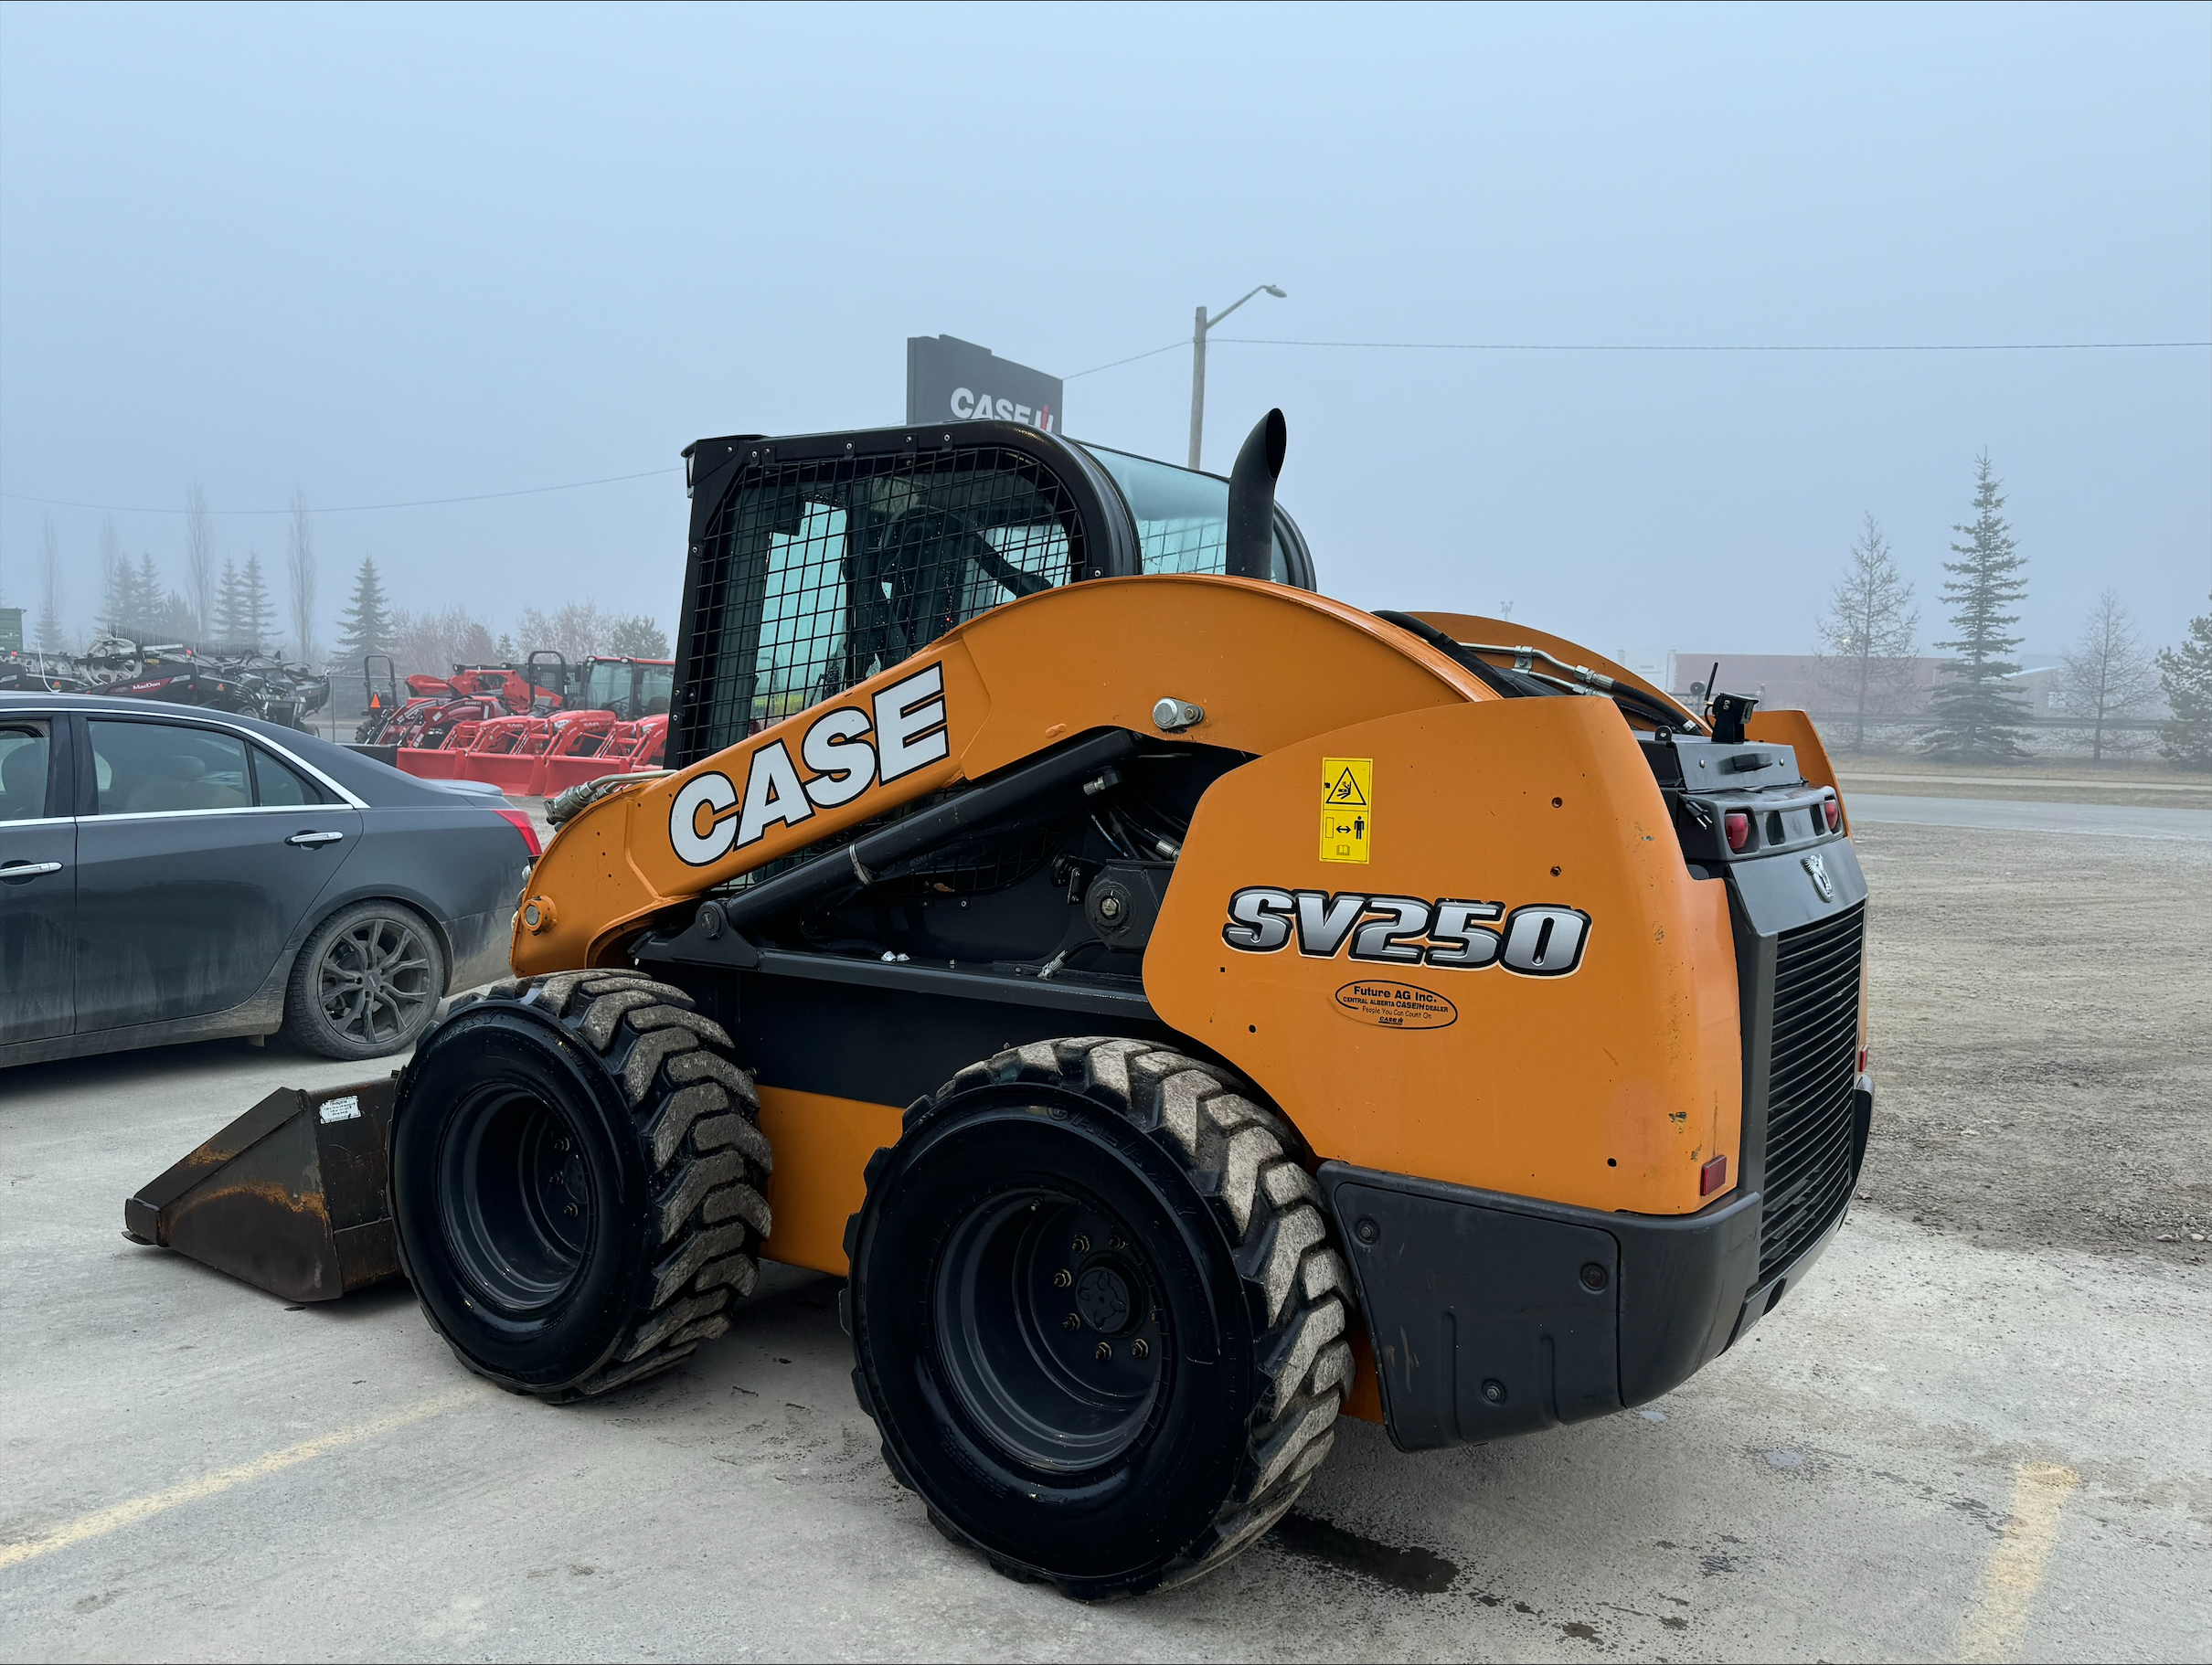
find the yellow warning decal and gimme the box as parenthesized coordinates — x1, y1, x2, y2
(1322, 758, 1370, 807)
(1319, 757, 1372, 864)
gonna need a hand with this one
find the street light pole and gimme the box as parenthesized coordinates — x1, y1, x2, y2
(1187, 283, 1285, 471)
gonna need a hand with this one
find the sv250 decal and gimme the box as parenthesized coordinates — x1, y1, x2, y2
(668, 663, 949, 867)
(1222, 887, 1591, 978)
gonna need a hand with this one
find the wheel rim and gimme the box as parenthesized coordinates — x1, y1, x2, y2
(933, 1187, 1168, 1473)
(436, 1084, 594, 1315)
(317, 915, 434, 1045)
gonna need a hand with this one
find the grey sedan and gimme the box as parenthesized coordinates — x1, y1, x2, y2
(1, 693, 535, 1066)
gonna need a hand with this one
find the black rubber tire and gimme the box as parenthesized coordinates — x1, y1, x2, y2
(282, 900, 447, 1061)
(844, 1036, 1355, 1600)
(389, 971, 771, 1398)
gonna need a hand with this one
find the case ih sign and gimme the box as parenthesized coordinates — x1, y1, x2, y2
(906, 334, 1062, 434)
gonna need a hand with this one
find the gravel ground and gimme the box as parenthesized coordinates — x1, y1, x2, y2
(1852, 820, 2212, 1263)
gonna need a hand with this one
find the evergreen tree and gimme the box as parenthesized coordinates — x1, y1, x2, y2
(1922, 452, 2031, 763)
(214, 557, 242, 646)
(335, 555, 394, 662)
(237, 553, 276, 652)
(2156, 593, 2212, 769)
(608, 613, 671, 658)
(1815, 514, 1918, 750)
(133, 552, 165, 639)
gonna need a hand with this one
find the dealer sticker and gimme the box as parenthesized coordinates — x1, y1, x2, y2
(1335, 980, 1457, 1029)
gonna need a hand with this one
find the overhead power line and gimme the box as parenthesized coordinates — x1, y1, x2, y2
(1067, 334, 2211, 379)
(1215, 336, 2212, 353)
(0, 466, 682, 518)
(1066, 339, 1190, 379)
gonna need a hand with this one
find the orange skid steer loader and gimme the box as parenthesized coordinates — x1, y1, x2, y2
(127, 413, 1872, 1598)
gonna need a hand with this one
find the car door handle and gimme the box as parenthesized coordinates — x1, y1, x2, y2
(0, 860, 63, 878)
(286, 831, 346, 847)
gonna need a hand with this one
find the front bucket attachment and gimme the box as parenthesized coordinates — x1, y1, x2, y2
(124, 1080, 404, 1302)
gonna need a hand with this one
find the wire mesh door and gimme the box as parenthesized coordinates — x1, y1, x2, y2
(676, 444, 1087, 763)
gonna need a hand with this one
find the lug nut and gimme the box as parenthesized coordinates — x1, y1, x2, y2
(1062, 1313, 1081, 1331)
(1072, 1235, 1090, 1255)
(1053, 1268, 1072, 1288)
(1095, 1342, 1112, 1362)
(1131, 1339, 1149, 1360)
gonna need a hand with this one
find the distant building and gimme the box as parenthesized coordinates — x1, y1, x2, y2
(1666, 652, 2067, 717)
(1661, 652, 2164, 747)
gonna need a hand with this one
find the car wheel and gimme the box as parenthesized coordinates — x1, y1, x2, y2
(284, 900, 447, 1060)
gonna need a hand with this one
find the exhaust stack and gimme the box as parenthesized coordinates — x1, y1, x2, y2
(1224, 408, 1287, 580)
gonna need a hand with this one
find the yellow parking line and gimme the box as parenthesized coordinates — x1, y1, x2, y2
(1955, 1460, 2079, 1663)
(0, 1388, 475, 1572)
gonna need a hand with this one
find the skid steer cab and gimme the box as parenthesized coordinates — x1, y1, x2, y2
(130, 413, 1871, 1599)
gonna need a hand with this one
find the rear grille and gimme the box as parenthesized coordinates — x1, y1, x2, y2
(1759, 901, 1864, 1282)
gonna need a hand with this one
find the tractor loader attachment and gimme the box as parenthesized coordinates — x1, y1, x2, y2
(123, 412, 1872, 1600)
(124, 1079, 401, 1302)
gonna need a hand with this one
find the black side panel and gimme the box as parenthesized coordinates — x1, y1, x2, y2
(678, 963, 1191, 1108)
(1321, 1162, 1764, 1448)
(1326, 1172, 1621, 1449)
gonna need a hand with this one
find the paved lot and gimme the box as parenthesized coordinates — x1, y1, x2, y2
(4, 808, 2207, 1661)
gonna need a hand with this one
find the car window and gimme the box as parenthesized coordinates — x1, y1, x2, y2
(89, 719, 252, 814)
(251, 745, 323, 806)
(0, 723, 50, 821)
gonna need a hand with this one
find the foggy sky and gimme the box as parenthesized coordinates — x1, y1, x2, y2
(2, 2, 2206, 670)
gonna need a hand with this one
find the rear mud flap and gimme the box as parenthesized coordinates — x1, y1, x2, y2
(123, 1080, 404, 1302)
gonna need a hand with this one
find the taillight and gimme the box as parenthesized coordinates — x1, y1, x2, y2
(1824, 797, 1841, 832)
(495, 808, 542, 858)
(1724, 811, 1751, 852)
(1700, 1154, 1729, 1196)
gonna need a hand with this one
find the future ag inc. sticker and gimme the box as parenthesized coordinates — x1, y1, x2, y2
(1334, 980, 1457, 1029)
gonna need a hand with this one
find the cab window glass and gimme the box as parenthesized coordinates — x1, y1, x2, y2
(1073, 442, 1294, 582)
(89, 720, 251, 814)
(0, 724, 50, 821)
(251, 746, 321, 806)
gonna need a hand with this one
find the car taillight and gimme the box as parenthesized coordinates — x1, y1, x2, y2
(1824, 797, 1841, 832)
(1724, 811, 1750, 852)
(496, 808, 542, 858)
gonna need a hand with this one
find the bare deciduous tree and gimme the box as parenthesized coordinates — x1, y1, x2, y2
(37, 518, 65, 652)
(390, 606, 500, 682)
(516, 602, 616, 666)
(185, 483, 217, 639)
(1816, 514, 1919, 750)
(286, 489, 318, 663)
(2058, 589, 2158, 763)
